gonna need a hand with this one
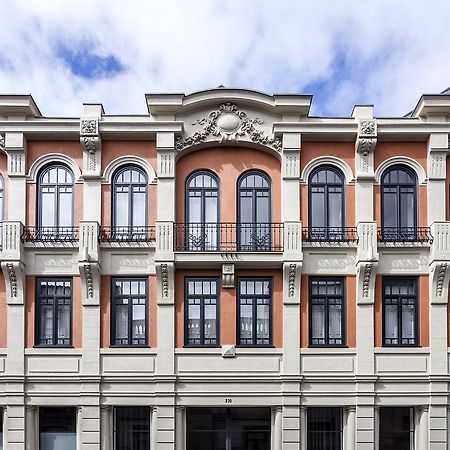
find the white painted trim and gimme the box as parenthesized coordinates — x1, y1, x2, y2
(300, 156, 355, 184)
(102, 155, 157, 184)
(27, 153, 82, 182)
(374, 156, 427, 185)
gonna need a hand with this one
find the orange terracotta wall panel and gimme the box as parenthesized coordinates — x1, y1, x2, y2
(374, 275, 429, 348)
(300, 275, 356, 348)
(175, 269, 283, 348)
(0, 274, 7, 347)
(100, 141, 157, 227)
(100, 275, 157, 348)
(25, 276, 82, 348)
(175, 146, 281, 223)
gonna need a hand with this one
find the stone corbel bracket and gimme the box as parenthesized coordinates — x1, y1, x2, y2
(80, 118, 102, 176)
(222, 263, 235, 288)
(430, 262, 450, 304)
(355, 120, 377, 177)
(357, 261, 377, 304)
(283, 262, 302, 304)
(1, 261, 25, 304)
(78, 262, 101, 306)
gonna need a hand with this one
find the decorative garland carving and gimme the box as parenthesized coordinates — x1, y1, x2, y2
(288, 264, 296, 297)
(360, 121, 375, 135)
(161, 263, 169, 298)
(83, 264, 94, 298)
(0, 134, 4, 152)
(362, 263, 373, 298)
(80, 119, 98, 135)
(436, 263, 447, 297)
(175, 103, 281, 152)
(6, 263, 18, 297)
(356, 138, 376, 156)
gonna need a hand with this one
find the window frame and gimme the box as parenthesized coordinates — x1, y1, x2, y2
(111, 277, 149, 347)
(184, 277, 220, 347)
(380, 165, 418, 237)
(236, 170, 272, 251)
(35, 277, 73, 348)
(308, 277, 346, 347)
(184, 170, 220, 251)
(236, 277, 273, 347)
(308, 165, 345, 231)
(37, 163, 74, 229)
(382, 276, 419, 347)
(111, 165, 149, 231)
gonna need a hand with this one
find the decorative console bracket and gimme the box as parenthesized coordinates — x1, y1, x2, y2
(355, 120, 377, 177)
(80, 118, 102, 176)
(222, 264, 235, 288)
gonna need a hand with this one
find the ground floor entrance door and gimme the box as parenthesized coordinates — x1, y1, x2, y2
(186, 407, 271, 450)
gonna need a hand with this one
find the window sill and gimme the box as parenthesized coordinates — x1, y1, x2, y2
(26, 347, 81, 356)
(301, 347, 356, 355)
(375, 347, 428, 354)
(100, 347, 157, 355)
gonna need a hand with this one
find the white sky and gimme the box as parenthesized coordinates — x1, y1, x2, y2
(1, 0, 449, 117)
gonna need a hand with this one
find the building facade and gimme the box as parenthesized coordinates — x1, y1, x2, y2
(0, 88, 448, 449)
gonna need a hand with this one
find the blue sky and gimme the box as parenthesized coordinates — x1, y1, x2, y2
(0, 0, 449, 117)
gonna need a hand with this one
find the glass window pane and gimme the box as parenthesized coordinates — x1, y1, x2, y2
(115, 192, 129, 227)
(41, 192, 56, 227)
(40, 305, 53, 342)
(383, 191, 397, 228)
(132, 192, 146, 227)
(401, 303, 415, 340)
(132, 304, 146, 340)
(115, 304, 129, 342)
(311, 191, 325, 228)
(240, 305, 253, 340)
(328, 303, 342, 340)
(328, 191, 343, 228)
(311, 304, 325, 340)
(256, 304, 270, 340)
(40, 407, 76, 450)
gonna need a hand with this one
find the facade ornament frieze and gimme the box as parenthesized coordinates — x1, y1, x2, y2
(175, 103, 281, 152)
(355, 120, 377, 174)
(436, 262, 448, 297)
(0, 134, 4, 153)
(5, 261, 24, 298)
(362, 263, 374, 298)
(80, 118, 101, 174)
(83, 264, 94, 298)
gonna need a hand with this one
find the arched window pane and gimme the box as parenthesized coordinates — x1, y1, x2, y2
(38, 165, 74, 231)
(112, 166, 148, 238)
(381, 166, 417, 241)
(308, 166, 344, 240)
(238, 171, 272, 251)
(185, 171, 219, 251)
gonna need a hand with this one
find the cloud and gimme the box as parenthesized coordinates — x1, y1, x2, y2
(0, 0, 449, 117)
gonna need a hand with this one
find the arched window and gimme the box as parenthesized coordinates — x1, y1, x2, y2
(308, 166, 345, 241)
(38, 164, 74, 239)
(112, 166, 148, 240)
(237, 170, 271, 251)
(185, 171, 219, 251)
(381, 165, 417, 241)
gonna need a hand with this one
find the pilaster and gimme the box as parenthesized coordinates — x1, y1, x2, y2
(5, 132, 26, 223)
(282, 133, 300, 221)
(80, 106, 103, 225)
(100, 406, 112, 450)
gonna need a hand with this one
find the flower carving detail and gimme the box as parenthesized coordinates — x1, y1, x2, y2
(176, 103, 281, 152)
(81, 119, 98, 135)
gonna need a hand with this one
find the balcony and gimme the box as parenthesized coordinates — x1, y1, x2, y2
(98, 226, 156, 243)
(21, 226, 79, 243)
(377, 227, 433, 244)
(174, 223, 284, 252)
(302, 227, 358, 243)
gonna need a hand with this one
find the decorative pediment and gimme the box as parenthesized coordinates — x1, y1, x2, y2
(175, 103, 281, 152)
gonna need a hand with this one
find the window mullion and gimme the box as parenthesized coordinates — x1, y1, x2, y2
(252, 296, 257, 346)
(200, 297, 205, 346)
(325, 296, 329, 346)
(128, 295, 133, 346)
(53, 293, 58, 346)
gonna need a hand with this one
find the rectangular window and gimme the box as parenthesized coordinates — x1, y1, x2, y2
(114, 407, 150, 450)
(112, 278, 148, 346)
(383, 277, 418, 346)
(309, 278, 345, 346)
(36, 278, 72, 346)
(39, 407, 76, 450)
(185, 278, 219, 346)
(307, 407, 342, 450)
(186, 407, 271, 450)
(379, 407, 414, 450)
(238, 278, 272, 346)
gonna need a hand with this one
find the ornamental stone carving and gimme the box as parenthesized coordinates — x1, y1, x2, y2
(175, 103, 281, 152)
(288, 264, 296, 297)
(436, 263, 447, 297)
(362, 263, 373, 298)
(222, 264, 235, 288)
(0, 134, 4, 152)
(355, 120, 377, 175)
(161, 263, 169, 298)
(6, 263, 18, 297)
(80, 119, 98, 135)
(83, 264, 94, 298)
(360, 121, 376, 135)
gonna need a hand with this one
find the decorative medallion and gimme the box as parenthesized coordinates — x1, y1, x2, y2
(80, 119, 98, 135)
(175, 103, 281, 152)
(360, 121, 376, 135)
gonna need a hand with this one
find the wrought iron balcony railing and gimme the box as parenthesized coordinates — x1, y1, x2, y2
(377, 227, 433, 243)
(174, 223, 283, 252)
(302, 227, 358, 243)
(99, 226, 156, 243)
(21, 226, 79, 243)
